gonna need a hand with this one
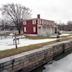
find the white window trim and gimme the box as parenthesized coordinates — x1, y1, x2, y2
(24, 27, 26, 32)
(23, 21, 26, 25)
(38, 19, 41, 24)
(33, 27, 36, 32)
(32, 20, 36, 24)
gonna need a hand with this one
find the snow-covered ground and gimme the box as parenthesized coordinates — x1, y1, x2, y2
(60, 34, 70, 36)
(0, 37, 56, 51)
(0, 33, 71, 51)
(43, 53, 72, 72)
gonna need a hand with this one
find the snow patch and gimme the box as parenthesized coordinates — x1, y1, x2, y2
(0, 37, 56, 51)
(43, 53, 72, 72)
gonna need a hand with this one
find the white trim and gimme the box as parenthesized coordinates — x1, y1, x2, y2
(23, 21, 26, 25)
(32, 20, 36, 24)
(33, 27, 36, 32)
(38, 19, 41, 24)
(24, 27, 26, 32)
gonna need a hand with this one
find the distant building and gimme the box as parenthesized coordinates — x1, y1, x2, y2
(23, 14, 58, 36)
(58, 24, 72, 31)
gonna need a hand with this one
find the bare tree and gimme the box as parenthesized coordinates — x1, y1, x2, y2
(0, 3, 31, 34)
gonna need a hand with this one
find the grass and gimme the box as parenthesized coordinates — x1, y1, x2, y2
(0, 35, 72, 59)
(24, 34, 72, 39)
(24, 35, 50, 39)
(0, 41, 55, 59)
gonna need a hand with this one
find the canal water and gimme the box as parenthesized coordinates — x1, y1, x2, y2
(31, 53, 72, 72)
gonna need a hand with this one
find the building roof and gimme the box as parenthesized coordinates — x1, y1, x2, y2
(23, 14, 57, 27)
(24, 14, 54, 22)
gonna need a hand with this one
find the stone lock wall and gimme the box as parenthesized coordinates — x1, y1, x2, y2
(0, 40, 72, 72)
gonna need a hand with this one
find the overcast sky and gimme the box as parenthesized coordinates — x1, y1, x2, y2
(0, 0, 72, 23)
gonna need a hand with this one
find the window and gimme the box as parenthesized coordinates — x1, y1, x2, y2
(38, 19, 41, 24)
(42, 20, 44, 24)
(24, 27, 26, 32)
(33, 27, 36, 32)
(23, 21, 26, 25)
(44, 20, 46, 24)
(32, 20, 36, 24)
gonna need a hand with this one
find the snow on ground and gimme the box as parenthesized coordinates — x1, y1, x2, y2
(51, 34, 70, 37)
(0, 33, 71, 51)
(43, 53, 72, 72)
(60, 34, 70, 36)
(0, 37, 56, 51)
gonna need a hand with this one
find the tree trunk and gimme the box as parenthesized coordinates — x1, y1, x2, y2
(16, 22, 22, 35)
(18, 29, 21, 34)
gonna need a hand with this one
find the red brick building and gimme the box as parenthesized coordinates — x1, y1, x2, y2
(23, 14, 58, 36)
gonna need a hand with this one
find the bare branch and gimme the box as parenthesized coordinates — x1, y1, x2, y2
(0, 3, 31, 34)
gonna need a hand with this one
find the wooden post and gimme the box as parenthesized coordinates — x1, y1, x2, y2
(14, 34, 17, 49)
(57, 31, 60, 42)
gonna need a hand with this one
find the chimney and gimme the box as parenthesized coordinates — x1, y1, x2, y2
(37, 14, 40, 19)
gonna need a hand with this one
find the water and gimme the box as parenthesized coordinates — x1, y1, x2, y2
(31, 53, 72, 72)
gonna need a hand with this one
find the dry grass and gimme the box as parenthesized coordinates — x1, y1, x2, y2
(0, 41, 55, 59)
(0, 35, 72, 59)
(24, 35, 50, 39)
(24, 34, 72, 39)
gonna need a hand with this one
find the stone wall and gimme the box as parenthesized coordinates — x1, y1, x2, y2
(0, 40, 72, 72)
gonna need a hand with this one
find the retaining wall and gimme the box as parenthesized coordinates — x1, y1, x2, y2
(0, 40, 72, 72)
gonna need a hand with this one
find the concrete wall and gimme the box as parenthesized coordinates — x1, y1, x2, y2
(0, 40, 72, 72)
